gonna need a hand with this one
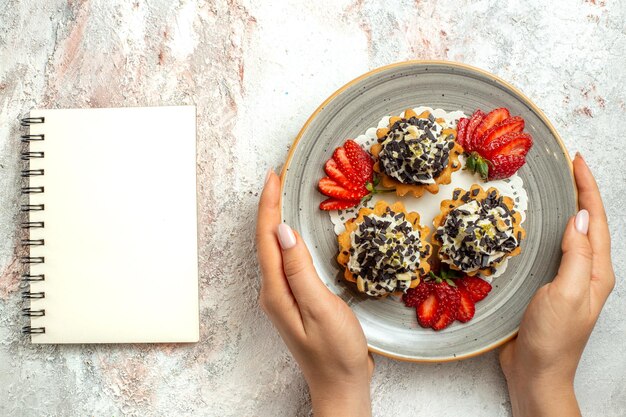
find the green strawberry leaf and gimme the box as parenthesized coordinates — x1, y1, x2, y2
(478, 159, 489, 180)
(466, 155, 476, 172)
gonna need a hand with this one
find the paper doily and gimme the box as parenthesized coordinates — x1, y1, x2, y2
(328, 107, 529, 279)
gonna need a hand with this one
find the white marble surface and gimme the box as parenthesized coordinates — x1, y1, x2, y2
(1, 0, 625, 416)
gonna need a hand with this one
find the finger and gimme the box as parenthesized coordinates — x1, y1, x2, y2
(553, 214, 593, 300)
(256, 169, 291, 297)
(256, 170, 305, 335)
(367, 352, 375, 380)
(573, 155, 611, 260)
(573, 155, 615, 301)
(276, 223, 335, 316)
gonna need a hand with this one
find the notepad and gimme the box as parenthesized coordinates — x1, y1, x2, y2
(21, 106, 199, 343)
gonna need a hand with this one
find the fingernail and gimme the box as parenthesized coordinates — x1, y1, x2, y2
(575, 209, 589, 235)
(265, 167, 274, 184)
(575, 151, 584, 161)
(277, 223, 297, 249)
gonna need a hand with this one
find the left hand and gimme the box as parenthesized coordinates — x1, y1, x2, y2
(256, 169, 374, 417)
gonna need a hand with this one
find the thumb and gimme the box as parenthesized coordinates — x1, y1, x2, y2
(553, 210, 593, 297)
(277, 223, 334, 306)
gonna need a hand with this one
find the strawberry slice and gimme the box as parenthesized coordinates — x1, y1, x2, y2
(319, 198, 360, 211)
(402, 280, 430, 308)
(417, 288, 440, 328)
(458, 276, 492, 302)
(344, 140, 374, 186)
(318, 177, 369, 200)
(431, 282, 460, 331)
(465, 110, 486, 152)
(324, 159, 361, 191)
(456, 118, 469, 149)
(473, 108, 510, 145)
(488, 154, 526, 180)
(432, 308, 455, 330)
(332, 147, 360, 184)
(456, 288, 476, 322)
(477, 116, 525, 150)
(482, 132, 533, 159)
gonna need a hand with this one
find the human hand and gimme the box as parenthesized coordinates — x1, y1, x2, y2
(499, 154, 615, 417)
(256, 169, 374, 417)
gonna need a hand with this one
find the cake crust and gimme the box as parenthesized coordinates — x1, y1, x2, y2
(337, 200, 431, 295)
(432, 184, 526, 276)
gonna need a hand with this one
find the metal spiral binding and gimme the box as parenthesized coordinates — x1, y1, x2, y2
(21, 169, 44, 177)
(21, 117, 45, 126)
(22, 308, 46, 317)
(20, 115, 46, 335)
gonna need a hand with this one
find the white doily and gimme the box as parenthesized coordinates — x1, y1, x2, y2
(328, 107, 529, 280)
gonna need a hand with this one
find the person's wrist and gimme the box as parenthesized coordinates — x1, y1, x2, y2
(506, 373, 578, 417)
(310, 381, 372, 417)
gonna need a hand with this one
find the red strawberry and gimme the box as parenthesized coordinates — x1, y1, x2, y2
(344, 140, 374, 186)
(318, 177, 369, 200)
(488, 154, 526, 180)
(319, 198, 360, 211)
(332, 147, 359, 184)
(417, 285, 440, 328)
(403, 280, 431, 308)
(432, 308, 455, 330)
(456, 118, 470, 149)
(473, 108, 510, 144)
(465, 110, 486, 152)
(324, 159, 360, 191)
(478, 116, 525, 149)
(458, 276, 492, 302)
(482, 132, 533, 159)
(456, 288, 476, 322)
(464, 108, 532, 180)
(431, 282, 460, 330)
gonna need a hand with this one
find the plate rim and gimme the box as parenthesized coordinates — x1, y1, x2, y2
(279, 60, 576, 362)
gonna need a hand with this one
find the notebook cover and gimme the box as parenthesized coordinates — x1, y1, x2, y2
(25, 105, 199, 343)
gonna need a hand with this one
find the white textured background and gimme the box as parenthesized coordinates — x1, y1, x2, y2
(1, 1, 625, 416)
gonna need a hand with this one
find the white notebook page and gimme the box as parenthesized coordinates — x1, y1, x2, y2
(26, 106, 199, 343)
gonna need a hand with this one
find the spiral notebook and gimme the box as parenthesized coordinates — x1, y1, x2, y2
(20, 106, 199, 343)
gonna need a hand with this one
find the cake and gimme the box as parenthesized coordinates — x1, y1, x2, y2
(337, 200, 431, 296)
(432, 184, 525, 276)
(370, 109, 463, 198)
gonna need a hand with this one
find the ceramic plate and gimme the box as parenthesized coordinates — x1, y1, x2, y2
(280, 61, 576, 362)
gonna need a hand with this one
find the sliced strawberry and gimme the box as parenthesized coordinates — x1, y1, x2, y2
(344, 140, 374, 186)
(482, 132, 533, 159)
(417, 291, 440, 328)
(319, 198, 360, 211)
(477, 116, 525, 150)
(433, 282, 460, 317)
(473, 108, 510, 144)
(324, 159, 361, 191)
(318, 177, 369, 200)
(332, 147, 360, 184)
(465, 110, 486, 152)
(456, 288, 476, 323)
(403, 280, 430, 308)
(432, 308, 455, 330)
(458, 276, 492, 302)
(488, 154, 526, 180)
(431, 282, 459, 330)
(456, 117, 470, 149)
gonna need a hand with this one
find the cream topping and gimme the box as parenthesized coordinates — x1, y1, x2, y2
(435, 197, 519, 273)
(347, 209, 427, 296)
(378, 115, 455, 185)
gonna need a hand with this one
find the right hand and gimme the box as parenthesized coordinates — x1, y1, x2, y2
(499, 154, 615, 417)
